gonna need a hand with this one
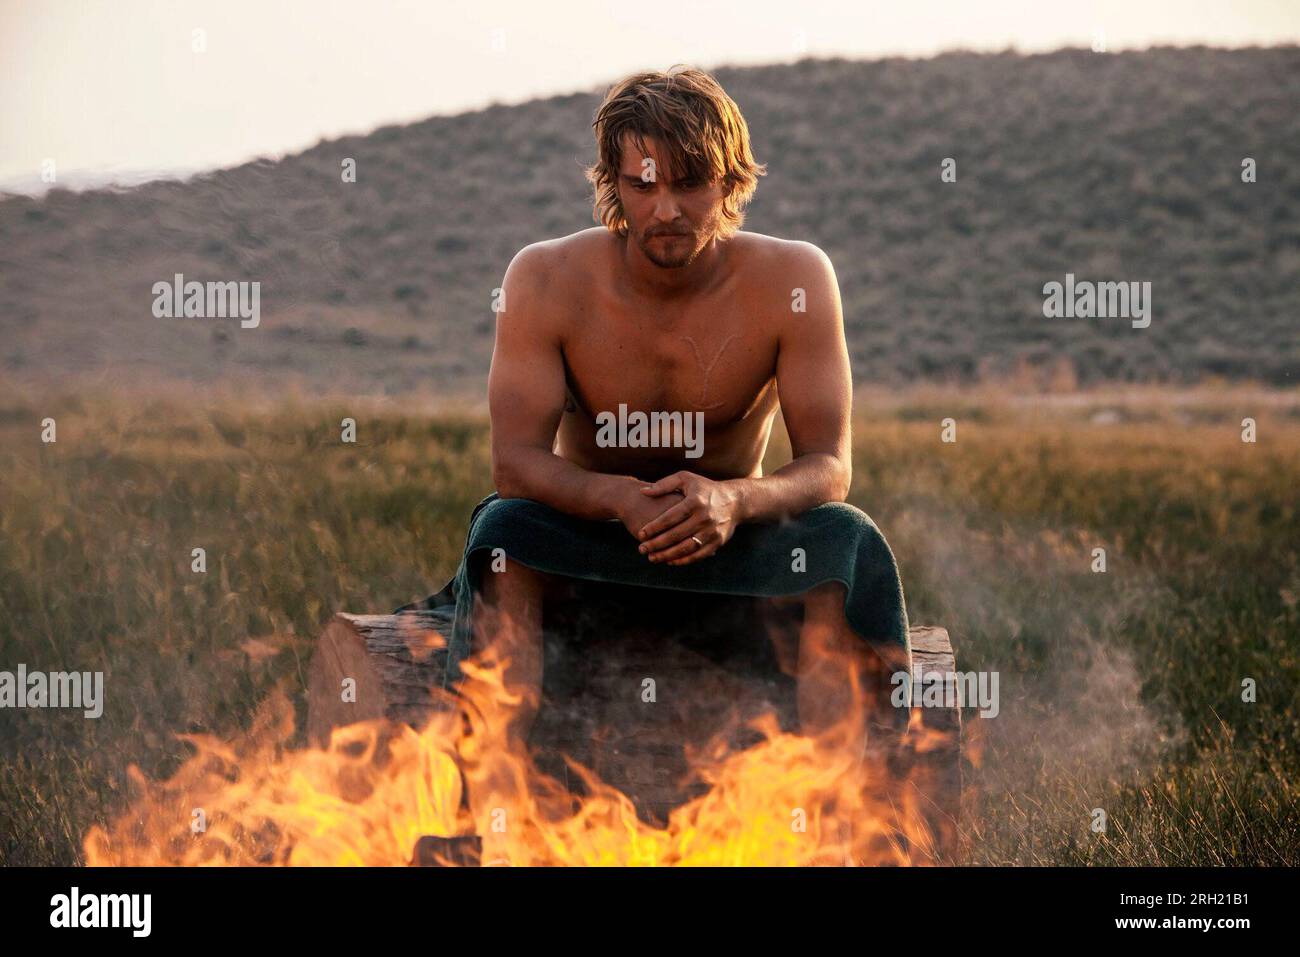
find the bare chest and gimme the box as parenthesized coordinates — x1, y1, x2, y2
(561, 297, 778, 426)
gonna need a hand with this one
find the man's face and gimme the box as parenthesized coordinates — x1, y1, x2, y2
(616, 133, 727, 269)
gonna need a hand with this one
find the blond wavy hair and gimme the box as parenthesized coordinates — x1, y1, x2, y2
(585, 66, 766, 239)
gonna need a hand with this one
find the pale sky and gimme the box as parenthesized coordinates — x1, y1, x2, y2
(2, 0, 1297, 189)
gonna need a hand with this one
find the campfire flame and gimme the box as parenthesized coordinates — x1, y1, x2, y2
(85, 636, 955, 866)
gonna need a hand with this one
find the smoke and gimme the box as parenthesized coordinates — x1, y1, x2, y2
(890, 497, 1188, 802)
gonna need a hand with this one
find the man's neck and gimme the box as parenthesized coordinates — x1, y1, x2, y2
(619, 231, 729, 301)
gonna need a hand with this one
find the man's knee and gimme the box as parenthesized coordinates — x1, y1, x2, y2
(807, 500, 875, 533)
(798, 501, 892, 564)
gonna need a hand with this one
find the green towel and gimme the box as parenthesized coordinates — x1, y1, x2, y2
(397, 492, 911, 688)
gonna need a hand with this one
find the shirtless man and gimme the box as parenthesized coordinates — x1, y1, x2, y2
(476, 68, 899, 801)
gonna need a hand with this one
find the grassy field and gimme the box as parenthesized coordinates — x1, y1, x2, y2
(1, 387, 1297, 865)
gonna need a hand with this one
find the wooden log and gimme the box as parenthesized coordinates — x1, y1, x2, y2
(307, 606, 962, 862)
(897, 625, 964, 862)
(305, 609, 454, 747)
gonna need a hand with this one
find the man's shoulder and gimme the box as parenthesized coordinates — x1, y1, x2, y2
(499, 230, 611, 336)
(511, 228, 828, 273)
(509, 228, 615, 279)
(726, 232, 837, 309)
(504, 228, 834, 301)
(727, 232, 835, 290)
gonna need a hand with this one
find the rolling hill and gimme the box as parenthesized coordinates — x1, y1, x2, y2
(2, 46, 1297, 400)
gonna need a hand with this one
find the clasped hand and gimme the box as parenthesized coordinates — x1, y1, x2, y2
(618, 471, 741, 566)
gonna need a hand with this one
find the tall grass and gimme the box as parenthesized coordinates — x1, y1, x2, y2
(0, 389, 1296, 864)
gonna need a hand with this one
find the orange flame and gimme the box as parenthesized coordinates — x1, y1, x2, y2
(86, 644, 954, 866)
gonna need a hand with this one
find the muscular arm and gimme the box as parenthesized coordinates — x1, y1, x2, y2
(488, 244, 642, 521)
(725, 242, 853, 522)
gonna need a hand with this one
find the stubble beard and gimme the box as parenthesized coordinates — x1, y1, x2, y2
(637, 227, 702, 269)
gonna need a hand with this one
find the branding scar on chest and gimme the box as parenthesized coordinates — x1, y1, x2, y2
(680, 334, 738, 410)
